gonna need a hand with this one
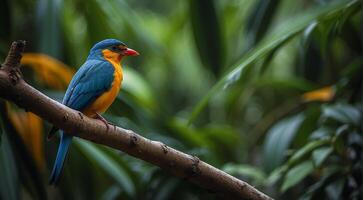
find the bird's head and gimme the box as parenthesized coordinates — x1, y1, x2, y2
(89, 39, 139, 63)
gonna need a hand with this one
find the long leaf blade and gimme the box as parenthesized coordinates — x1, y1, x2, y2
(75, 139, 135, 197)
(188, 0, 359, 124)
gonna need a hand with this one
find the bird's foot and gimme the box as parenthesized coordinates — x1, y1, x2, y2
(95, 113, 110, 131)
(94, 113, 116, 131)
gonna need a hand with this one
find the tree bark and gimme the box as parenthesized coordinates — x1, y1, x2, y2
(0, 41, 273, 200)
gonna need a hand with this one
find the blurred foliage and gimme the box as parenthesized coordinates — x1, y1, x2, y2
(21, 53, 74, 89)
(302, 86, 335, 102)
(0, 0, 361, 199)
(7, 103, 45, 171)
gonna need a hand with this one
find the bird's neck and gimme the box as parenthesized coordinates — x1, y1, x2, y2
(102, 49, 123, 63)
(87, 49, 123, 64)
(102, 49, 123, 81)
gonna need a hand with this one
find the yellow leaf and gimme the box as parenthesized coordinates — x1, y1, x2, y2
(21, 53, 75, 89)
(7, 102, 45, 171)
(302, 86, 335, 102)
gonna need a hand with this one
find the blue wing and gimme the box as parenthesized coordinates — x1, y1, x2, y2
(49, 59, 115, 185)
(62, 59, 115, 111)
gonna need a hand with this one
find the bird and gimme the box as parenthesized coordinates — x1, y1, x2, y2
(48, 39, 139, 185)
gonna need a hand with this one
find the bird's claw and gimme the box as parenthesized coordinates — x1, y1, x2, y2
(95, 113, 111, 132)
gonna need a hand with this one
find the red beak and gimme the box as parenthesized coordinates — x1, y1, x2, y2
(123, 48, 139, 56)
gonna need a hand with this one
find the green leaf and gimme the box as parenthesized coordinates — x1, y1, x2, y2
(246, 0, 281, 46)
(75, 139, 135, 197)
(152, 177, 179, 200)
(310, 127, 334, 139)
(101, 185, 121, 200)
(299, 25, 323, 82)
(281, 161, 314, 192)
(122, 67, 157, 115)
(263, 114, 304, 172)
(301, 22, 318, 48)
(265, 165, 288, 186)
(188, 0, 359, 123)
(36, 0, 63, 58)
(62, 0, 91, 67)
(287, 139, 330, 166)
(202, 124, 240, 147)
(189, 0, 224, 75)
(168, 118, 212, 148)
(223, 163, 266, 186)
(322, 103, 361, 125)
(312, 147, 333, 167)
(325, 178, 345, 200)
(0, 133, 19, 200)
(254, 78, 316, 92)
(302, 166, 343, 199)
(93, 0, 159, 49)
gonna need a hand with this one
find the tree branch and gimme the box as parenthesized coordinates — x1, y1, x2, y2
(0, 41, 273, 200)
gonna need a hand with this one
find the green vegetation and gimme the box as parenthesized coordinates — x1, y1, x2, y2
(0, 0, 361, 199)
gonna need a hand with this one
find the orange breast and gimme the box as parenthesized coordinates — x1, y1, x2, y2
(83, 56, 123, 117)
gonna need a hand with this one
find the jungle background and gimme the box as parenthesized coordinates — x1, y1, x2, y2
(0, 0, 362, 199)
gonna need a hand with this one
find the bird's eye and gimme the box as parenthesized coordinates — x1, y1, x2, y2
(111, 46, 118, 51)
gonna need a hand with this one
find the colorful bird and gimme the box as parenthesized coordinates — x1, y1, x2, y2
(49, 39, 139, 185)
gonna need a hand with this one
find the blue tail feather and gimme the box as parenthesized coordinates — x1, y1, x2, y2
(49, 132, 72, 185)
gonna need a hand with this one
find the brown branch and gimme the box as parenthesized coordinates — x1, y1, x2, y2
(0, 41, 273, 200)
(2, 40, 25, 70)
